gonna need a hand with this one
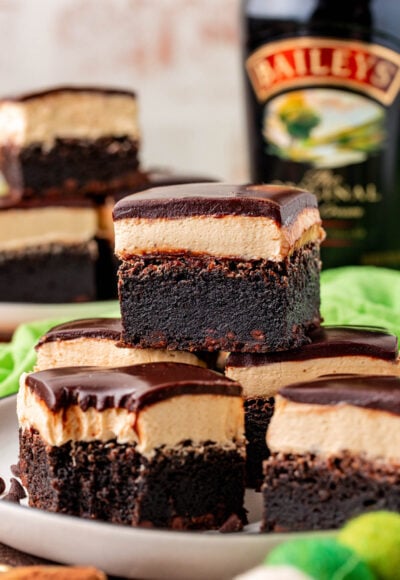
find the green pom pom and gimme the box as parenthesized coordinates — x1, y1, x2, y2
(338, 511, 400, 580)
(265, 537, 375, 580)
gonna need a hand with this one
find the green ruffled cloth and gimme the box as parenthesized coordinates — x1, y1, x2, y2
(0, 266, 399, 399)
(0, 302, 120, 398)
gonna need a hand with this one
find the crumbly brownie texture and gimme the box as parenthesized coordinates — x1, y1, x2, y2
(0, 242, 97, 303)
(95, 236, 120, 299)
(244, 397, 275, 490)
(261, 452, 400, 532)
(20, 428, 246, 530)
(118, 243, 321, 352)
(2, 137, 144, 199)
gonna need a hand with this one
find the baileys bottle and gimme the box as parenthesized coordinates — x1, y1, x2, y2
(242, 0, 400, 268)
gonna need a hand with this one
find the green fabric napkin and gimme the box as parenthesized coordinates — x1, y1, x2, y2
(321, 267, 400, 338)
(0, 266, 399, 399)
(0, 301, 120, 398)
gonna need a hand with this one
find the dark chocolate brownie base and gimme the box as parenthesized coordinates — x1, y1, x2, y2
(262, 452, 400, 532)
(118, 243, 321, 352)
(245, 397, 275, 490)
(1, 136, 145, 198)
(95, 237, 119, 300)
(19, 428, 246, 530)
(0, 242, 97, 303)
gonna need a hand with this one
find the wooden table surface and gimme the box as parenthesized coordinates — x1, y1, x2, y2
(0, 542, 124, 579)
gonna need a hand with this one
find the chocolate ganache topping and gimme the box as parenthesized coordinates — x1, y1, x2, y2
(112, 183, 318, 225)
(227, 326, 398, 367)
(26, 363, 242, 412)
(3, 86, 137, 103)
(280, 374, 400, 416)
(36, 318, 122, 348)
(1, 196, 95, 211)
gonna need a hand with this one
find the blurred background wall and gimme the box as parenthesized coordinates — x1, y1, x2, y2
(0, 0, 247, 181)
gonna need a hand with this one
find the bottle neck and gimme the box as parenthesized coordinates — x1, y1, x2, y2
(311, 0, 372, 26)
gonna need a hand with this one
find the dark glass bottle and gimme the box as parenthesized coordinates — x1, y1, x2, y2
(242, 0, 400, 269)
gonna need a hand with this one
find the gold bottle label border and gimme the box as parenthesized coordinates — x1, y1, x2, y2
(246, 37, 400, 106)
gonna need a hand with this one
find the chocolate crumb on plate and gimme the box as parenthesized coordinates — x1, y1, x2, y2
(3, 478, 26, 503)
(10, 464, 20, 478)
(219, 513, 244, 533)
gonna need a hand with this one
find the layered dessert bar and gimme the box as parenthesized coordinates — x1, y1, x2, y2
(225, 326, 400, 488)
(0, 87, 146, 203)
(35, 318, 205, 371)
(18, 363, 246, 529)
(262, 375, 400, 531)
(0, 198, 97, 302)
(114, 183, 325, 352)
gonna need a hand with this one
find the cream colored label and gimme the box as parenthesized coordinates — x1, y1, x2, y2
(247, 38, 400, 106)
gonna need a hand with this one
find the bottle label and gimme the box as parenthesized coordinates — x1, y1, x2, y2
(246, 36, 400, 267)
(246, 37, 400, 105)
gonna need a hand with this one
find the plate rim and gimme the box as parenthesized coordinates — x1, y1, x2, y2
(0, 394, 331, 579)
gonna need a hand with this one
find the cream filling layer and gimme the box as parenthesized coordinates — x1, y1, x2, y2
(18, 380, 245, 455)
(114, 209, 324, 261)
(35, 337, 205, 372)
(268, 396, 400, 463)
(0, 207, 97, 251)
(0, 92, 139, 149)
(225, 355, 400, 398)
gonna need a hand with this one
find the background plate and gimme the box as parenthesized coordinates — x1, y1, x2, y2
(0, 301, 116, 339)
(0, 396, 321, 579)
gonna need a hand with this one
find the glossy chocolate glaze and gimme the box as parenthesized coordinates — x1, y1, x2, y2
(1, 196, 95, 211)
(112, 183, 318, 225)
(109, 171, 216, 204)
(1, 86, 136, 103)
(36, 318, 122, 349)
(280, 374, 400, 415)
(226, 326, 398, 367)
(26, 362, 242, 412)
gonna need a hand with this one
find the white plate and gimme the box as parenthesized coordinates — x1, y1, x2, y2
(0, 396, 318, 580)
(0, 301, 116, 336)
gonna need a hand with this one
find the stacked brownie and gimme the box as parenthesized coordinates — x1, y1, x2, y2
(0, 87, 143, 200)
(0, 86, 147, 302)
(113, 183, 325, 352)
(262, 374, 400, 531)
(225, 325, 400, 488)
